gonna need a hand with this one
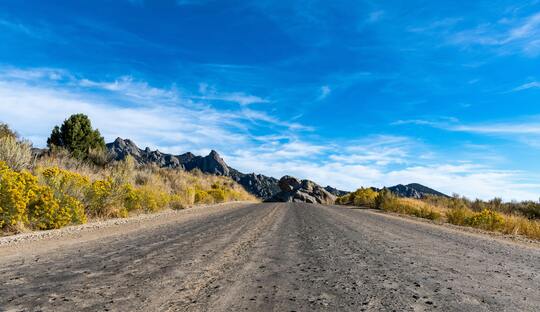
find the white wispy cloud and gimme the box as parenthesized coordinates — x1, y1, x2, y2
(450, 123, 540, 134)
(513, 81, 540, 91)
(407, 18, 463, 33)
(393, 117, 540, 151)
(0, 67, 302, 151)
(396, 117, 540, 135)
(447, 12, 540, 56)
(317, 85, 331, 100)
(194, 83, 269, 106)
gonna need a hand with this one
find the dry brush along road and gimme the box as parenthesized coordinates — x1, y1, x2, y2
(0, 202, 539, 311)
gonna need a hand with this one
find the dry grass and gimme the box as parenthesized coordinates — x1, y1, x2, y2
(1, 152, 256, 234)
(390, 197, 540, 240)
(337, 189, 540, 240)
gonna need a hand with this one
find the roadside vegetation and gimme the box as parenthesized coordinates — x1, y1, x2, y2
(337, 188, 540, 240)
(0, 114, 254, 234)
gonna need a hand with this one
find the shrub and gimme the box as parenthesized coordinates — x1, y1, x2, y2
(0, 135, 33, 171)
(352, 188, 378, 208)
(194, 190, 213, 204)
(207, 188, 226, 203)
(466, 209, 505, 231)
(124, 184, 169, 213)
(27, 186, 71, 230)
(413, 206, 442, 221)
(38, 166, 91, 200)
(446, 207, 472, 226)
(0, 123, 17, 139)
(87, 178, 126, 218)
(60, 195, 87, 224)
(0, 162, 35, 228)
(374, 188, 398, 210)
(47, 114, 106, 160)
(169, 194, 185, 210)
(0, 162, 81, 231)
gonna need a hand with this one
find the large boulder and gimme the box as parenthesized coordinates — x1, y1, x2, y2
(279, 175, 302, 192)
(266, 176, 336, 205)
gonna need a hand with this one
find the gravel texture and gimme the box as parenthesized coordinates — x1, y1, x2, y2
(0, 203, 539, 311)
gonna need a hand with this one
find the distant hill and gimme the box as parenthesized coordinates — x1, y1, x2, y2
(386, 183, 449, 199)
(324, 186, 349, 197)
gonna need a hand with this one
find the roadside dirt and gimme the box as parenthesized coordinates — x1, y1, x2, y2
(0, 203, 538, 311)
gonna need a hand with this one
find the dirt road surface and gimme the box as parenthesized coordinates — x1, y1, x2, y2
(1, 202, 539, 311)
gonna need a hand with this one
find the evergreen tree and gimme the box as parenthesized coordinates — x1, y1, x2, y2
(47, 114, 105, 160)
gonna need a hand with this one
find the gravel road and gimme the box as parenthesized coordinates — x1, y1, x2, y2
(1, 202, 539, 311)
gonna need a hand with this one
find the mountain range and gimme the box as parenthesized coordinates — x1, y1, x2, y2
(107, 138, 280, 199)
(106, 138, 448, 201)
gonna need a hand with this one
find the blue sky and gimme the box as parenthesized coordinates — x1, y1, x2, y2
(1, 0, 540, 200)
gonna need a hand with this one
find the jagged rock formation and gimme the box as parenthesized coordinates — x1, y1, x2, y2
(266, 175, 336, 205)
(324, 185, 349, 197)
(106, 138, 279, 198)
(371, 183, 449, 199)
(229, 168, 280, 200)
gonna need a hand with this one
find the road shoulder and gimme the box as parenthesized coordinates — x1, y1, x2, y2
(0, 201, 257, 259)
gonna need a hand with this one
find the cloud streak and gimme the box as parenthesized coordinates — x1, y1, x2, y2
(447, 12, 540, 56)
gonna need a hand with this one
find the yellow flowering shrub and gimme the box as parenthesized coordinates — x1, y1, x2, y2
(466, 209, 505, 230)
(37, 166, 88, 224)
(0, 162, 36, 227)
(38, 167, 90, 197)
(194, 190, 213, 204)
(124, 184, 169, 213)
(27, 186, 71, 230)
(87, 178, 126, 218)
(0, 162, 82, 230)
(61, 195, 87, 224)
(207, 188, 226, 203)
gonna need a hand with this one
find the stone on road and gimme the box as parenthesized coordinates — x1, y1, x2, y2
(0, 203, 539, 311)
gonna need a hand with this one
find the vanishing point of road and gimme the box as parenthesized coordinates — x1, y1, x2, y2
(0, 202, 539, 311)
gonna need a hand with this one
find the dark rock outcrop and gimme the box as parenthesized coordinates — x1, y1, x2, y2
(266, 175, 336, 205)
(228, 169, 280, 200)
(106, 138, 280, 199)
(108, 138, 187, 169)
(183, 150, 229, 176)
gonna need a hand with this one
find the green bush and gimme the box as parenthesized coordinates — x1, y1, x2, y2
(47, 114, 106, 160)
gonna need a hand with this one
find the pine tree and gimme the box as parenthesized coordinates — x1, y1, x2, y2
(47, 114, 106, 160)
